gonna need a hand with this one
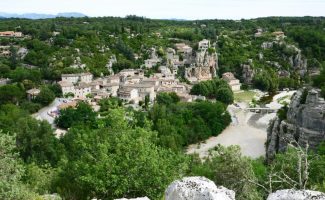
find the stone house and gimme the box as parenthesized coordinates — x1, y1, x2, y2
(0, 31, 23, 37)
(74, 82, 91, 99)
(118, 87, 139, 103)
(106, 74, 120, 84)
(102, 83, 120, 97)
(26, 88, 40, 101)
(59, 81, 75, 96)
(123, 75, 143, 85)
(119, 69, 144, 78)
(144, 58, 160, 69)
(133, 84, 156, 102)
(0, 46, 11, 57)
(222, 72, 241, 92)
(198, 39, 210, 51)
(159, 79, 179, 87)
(61, 72, 93, 84)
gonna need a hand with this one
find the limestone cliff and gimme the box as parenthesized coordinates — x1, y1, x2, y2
(185, 50, 218, 83)
(242, 64, 255, 84)
(266, 89, 325, 161)
(287, 45, 308, 76)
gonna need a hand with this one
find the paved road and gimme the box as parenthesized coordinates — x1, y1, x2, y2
(32, 98, 67, 127)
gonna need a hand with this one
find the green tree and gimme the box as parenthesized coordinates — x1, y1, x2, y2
(35, 86, 55, 106)
(48, 83, 63, 97)
(0, 105, 63, 165)
(0, 132, 36, 199)
(144, 94, 150, 110)
(55, 102, 97, 129)
(190, 145, 262, 200)
(9, 46, 18, 69)
(56, 109, 189, 200)
(253, 70, 279, 93)
(216, 87, 234, 105)
(0, 63, 11, 76)
(156, 92, 180, 105)
(0, 84, 24, 105)
(190, 79, 233, 105)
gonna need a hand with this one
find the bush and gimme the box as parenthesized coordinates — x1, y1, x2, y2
(156, 92, 180, 105)
(216, 87, 234, 105)
(20, 101, 42, 113)
(35, 86, 55, 106)
(190, 79, 234, 105)
(55, 102, 97, 129)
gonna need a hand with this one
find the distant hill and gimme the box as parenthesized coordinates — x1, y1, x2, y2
(56, 12, 86, 18)
(0, 12, 86, 19)
(167, 18, 188, 21)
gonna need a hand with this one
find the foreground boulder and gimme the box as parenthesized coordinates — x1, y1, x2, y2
(115, 197, 150, 200)
(267, 189, 325, 200)
(165, 176, 235, 200)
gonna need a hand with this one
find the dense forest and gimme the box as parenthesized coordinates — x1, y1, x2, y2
(0, 16, 325, 199)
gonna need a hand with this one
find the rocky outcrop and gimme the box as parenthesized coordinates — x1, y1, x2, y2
(165, 176, 235, 200)
(42, 194, 62, 200)
(185, 50, 218, 83)
(115, 197, 150, 200)
(286, 45, 307, 76)
(267, 189, 325, 200)
(261, 42, 274, 49)
(266, 89, 325, 161)
(242, 64, 255, 84)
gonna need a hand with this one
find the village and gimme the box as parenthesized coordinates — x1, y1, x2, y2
(0, 27, 297, 157)
(22, 38, 241, 124)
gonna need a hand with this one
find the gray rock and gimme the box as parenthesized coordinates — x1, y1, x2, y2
(115, 197, 150, 200)
(42, 194, 62, 200)
(242, 64, 255, 84)
(266, 89, 325, 162)
(165, 176, 235, 200)
(185, 50, 218, 82)
(267, 189, 325, 200)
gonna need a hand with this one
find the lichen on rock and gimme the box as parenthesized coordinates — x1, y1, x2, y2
(267, 189, 325, 200)
(165, 176, 235, 200)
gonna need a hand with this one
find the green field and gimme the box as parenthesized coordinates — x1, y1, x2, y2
(234, 90, 257, 102)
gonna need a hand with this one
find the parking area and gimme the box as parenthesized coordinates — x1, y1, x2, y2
(32, 98, 71, 127)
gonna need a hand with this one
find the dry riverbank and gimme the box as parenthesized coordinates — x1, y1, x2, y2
(187, 103, 268, 158)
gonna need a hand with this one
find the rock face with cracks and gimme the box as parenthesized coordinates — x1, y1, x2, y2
(267, 189, 325, 200)
(165, 176, 235, 200)
(115, 197, 150, 200)
(266, 89, 325, 162)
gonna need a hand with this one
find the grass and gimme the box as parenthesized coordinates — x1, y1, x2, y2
(234, 90, 257, 102)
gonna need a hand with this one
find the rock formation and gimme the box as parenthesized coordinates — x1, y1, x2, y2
(289, 52, 307, 76)
(266, 89, 325, 161)
(106, 55, 117, 75)
(165, 176, 235, 200)
(185, 50, 218, 83)
(115, 197, 150, 200)
(241, 64, 255, 84)
(267, 189, 325, 200)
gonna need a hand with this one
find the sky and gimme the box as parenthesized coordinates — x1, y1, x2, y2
(1, 0, 325, 20)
